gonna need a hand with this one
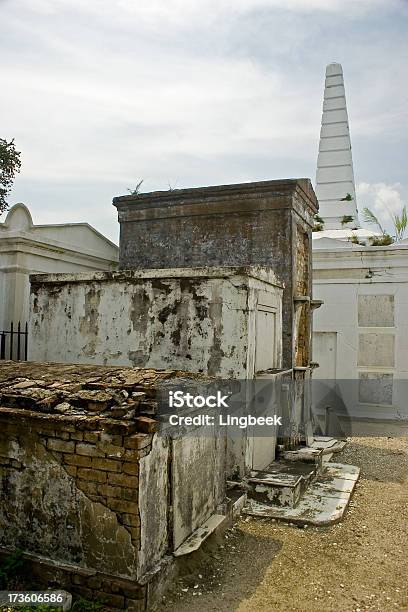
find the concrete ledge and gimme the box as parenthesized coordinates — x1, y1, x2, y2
(173, 514, 226, 557)
(29, 265, 283, 287)
(242, 462, 360, 526)
(113, 178, 318, 214)
(311, 436, 347, 454)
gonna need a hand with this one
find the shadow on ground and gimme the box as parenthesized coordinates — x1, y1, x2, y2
(157, 526, 282, 612)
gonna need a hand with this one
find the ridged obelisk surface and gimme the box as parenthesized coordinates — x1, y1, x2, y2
(316, 63, 359, 230)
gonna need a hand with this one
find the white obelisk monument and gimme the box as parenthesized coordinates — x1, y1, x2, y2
(316, 63, 360, 230)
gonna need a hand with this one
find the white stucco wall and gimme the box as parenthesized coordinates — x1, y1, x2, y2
(0, 204, 118, 334)
(312, 238, 408, 419)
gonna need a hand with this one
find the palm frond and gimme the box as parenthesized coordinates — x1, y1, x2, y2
(362, 207, 384, 234)
(392, 205, 407, 242)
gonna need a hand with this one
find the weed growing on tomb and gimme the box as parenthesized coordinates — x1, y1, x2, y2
(341, 214, 354, 226)
(127, 179, 144, 196)
(313, 214, 325, 232)
(363, 205, 407, 244)
(369, 233, 394, 246)
(349, 232, 362, 245)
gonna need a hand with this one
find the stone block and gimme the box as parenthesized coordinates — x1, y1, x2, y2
(86, 576, 103, 590)
(358, 333, 395, 368)
(77, 468, 107, 483)
(108, 473, 138, 488)
(100, 578, 144, 599)
(124, 434, 152, 450)
(137, 446, 152, 459)
(121, 488, 138, 502)
(97, 441, 126, 458)
(134, 416, 157, 434)
(123, 462, 139, 475)
(72, 586, 93, 600)
(359, 372, 393, 405)
(100, 433, 123, 446)
(358, 294, 394, 327)
(63, 454, 92, 467)
(91, 457, 122, 472)
(107, 498, 139, 514)
(48, 438, 75, 453)
(84, 432, 99, 443)
(122, 513, 140, 527)
(70, 432, 84, 441)
(123, 449, 138, 461)
(76, 443, 104, 457)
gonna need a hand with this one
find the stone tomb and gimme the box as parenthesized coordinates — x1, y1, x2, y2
(0, 362, 225, 611)
(113, 179, 317, 369)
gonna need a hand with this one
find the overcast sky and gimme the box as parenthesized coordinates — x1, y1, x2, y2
(1, 0, 407, 243)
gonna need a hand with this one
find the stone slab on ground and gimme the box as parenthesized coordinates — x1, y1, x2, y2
(173, 514, 226, 557)
(311, 436, 347, 454)
(242, 462, 360, 526)
(324, 462, 360, 480)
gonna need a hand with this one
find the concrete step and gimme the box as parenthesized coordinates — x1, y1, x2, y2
(243, 462, 360, 526)
(280, 446, 324, 473)
(246, 460, 317, 508)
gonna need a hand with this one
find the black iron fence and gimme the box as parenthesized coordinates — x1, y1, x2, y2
(0, 321, 28, 361)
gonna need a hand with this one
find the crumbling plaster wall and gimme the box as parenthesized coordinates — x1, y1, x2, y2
(0, 421, 137, 578)
(0, 362, 229, 609)
(0, 411, 167, 609)
(30, 268, 283, 378)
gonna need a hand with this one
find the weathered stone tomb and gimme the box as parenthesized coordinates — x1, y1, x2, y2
(1, 177, 322, 609)
(0, 361, 225, 610)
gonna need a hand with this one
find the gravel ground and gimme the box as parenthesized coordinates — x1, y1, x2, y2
(158, 437, 408, 612)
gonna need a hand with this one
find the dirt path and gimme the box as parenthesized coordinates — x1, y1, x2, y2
(158, 438, 408, 612)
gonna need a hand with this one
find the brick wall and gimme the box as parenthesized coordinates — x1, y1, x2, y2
(0, 362, 197, 610)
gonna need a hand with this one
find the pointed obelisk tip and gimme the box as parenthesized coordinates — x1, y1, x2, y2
(326, 63, 343, 76)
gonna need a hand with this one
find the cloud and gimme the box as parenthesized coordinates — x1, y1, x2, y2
(0, 2, 321, 186)
(1, 0, 407, 241)
(8, 0, 395, 23)
(357, 182, 407, 233)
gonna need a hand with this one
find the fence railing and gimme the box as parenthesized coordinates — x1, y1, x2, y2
(0, 321, 28, 361)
